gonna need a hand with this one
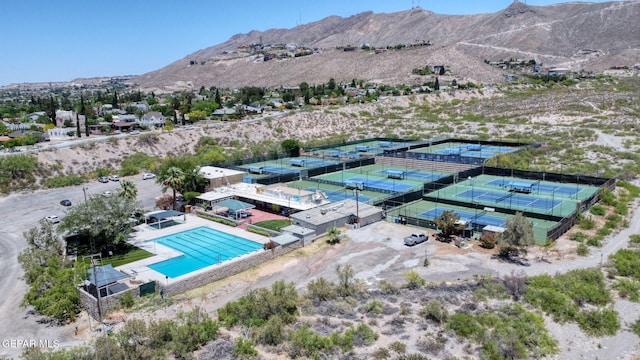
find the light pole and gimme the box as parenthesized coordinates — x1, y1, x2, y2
(82, 186, 88, 202)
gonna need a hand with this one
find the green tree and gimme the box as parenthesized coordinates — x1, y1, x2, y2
(498, 212, 535, 259)
(58, 195, 139, 253)
(281, 138, 302, 157)
(327, 78, 337, 90)
(18, 220, 85, 323)
(433, 210, 464, 240)
(118, 179, 138, 200)
(163, 167, 185, 210)
(326, 227, 342, 245)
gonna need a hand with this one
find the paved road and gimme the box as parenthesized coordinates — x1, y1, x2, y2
(0, 175, 162, 358)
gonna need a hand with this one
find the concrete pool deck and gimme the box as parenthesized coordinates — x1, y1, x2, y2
(116, 213, 271, 286)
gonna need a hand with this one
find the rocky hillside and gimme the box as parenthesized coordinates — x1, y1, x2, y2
(134, 1, 640, 92)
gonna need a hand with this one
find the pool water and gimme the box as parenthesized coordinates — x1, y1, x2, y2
(147, 226, 263, 278)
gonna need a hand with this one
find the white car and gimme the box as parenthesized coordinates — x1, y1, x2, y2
(142, 173, 156, 180)
(102, 190, 112, 197)
(130, 130, 141, 135)
(46, 215, 60, 224)
(108, 175, 119, 181)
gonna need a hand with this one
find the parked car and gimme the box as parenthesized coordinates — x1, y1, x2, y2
(404, 232, 428, 246)
(45, 215, 60, 224)
(108, 175, 119, 181)
(98, 176, 109, 183)
(130, 130, 141, 135)
(60, 199, 72, 206)
(102, 190, 112, 197)
(142, 173, 156, 180)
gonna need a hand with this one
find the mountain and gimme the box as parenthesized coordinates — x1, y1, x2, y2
(134, 1, 640, 92)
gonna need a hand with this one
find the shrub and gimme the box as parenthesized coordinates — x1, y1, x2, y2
(233, 338, 258, 359)
(307, 277, 337, 302)
(613, 278, 640, 302)
(419, 300, 449, 324)
(610, 249, 640, 279)
(576, 308, 620, 336)
(479, 232, 496, 249)
(378, 280, 399, 295)
(389, 341, 407, 354)
(372, 347, 391, 360)
(631, 319, 640, 336)
(362, 300, 384, 315)
(119, 292, 134, 309)
(630, 234, 640, 247)
(252, 315, 284, 346)
(43, 175, 85, 188)
(587, 236, 602, 247)
(403, 270, 425, 289)
(590, 204, 607, 216)
(579, 217, 596, 230)
(570, 232, 588, 242)
(577, 242, 590, 256)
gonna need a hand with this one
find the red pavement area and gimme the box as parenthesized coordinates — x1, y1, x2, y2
(237, 209, 290, 229)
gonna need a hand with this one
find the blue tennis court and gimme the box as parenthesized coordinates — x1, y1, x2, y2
(418, 208, 506, 228)
(262, 165, 300, 175)
(346, 176, 414, 192)
(302, 158, 338, 167)
(306, 188, 372, 203)
(377, 169, 443, 182)
(457, 189, 561, 211)
(485, 179, 580, 196)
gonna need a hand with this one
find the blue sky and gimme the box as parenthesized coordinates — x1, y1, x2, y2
(0, 0, 612, 86)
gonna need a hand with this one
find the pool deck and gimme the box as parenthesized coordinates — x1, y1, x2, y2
(116, 213, 271, 286)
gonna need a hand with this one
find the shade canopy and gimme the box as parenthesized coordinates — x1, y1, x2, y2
(86, 264, 130, 288)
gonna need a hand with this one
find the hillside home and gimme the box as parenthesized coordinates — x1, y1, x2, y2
(140, 111, 166, 128)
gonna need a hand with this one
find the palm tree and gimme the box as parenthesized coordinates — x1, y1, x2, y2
(163, 167, 185, 210)
(118, 179, 138, 200)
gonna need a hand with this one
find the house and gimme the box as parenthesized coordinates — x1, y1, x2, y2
(212, 108, 236, 118)
(140, 111, 165, 128)
(27, 111, 46, 121)
(114, 114, 138, 123)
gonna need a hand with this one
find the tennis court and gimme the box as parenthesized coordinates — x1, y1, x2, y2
(344, 176, 413, 192)
(262, 165, 300, 175)
(305, 187, 372, 203)
(485, 179, 581, 197)
(456, 189, 562, 211)
(376, 168, 446, 182)
(410, 142, 519, 159)
(418, 208, 507, 228)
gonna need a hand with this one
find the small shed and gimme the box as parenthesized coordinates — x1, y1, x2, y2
(85, 264, 130, 298)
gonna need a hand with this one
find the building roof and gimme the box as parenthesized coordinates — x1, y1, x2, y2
(290, 199, 382, 226)
(199, 166, 245, 179)
(212, 199, 255, 213)
(144, 209, 183, 220)
(197, 192, 233, 202)
(86, 264, 130, 288)
(271, 233, 300, 246)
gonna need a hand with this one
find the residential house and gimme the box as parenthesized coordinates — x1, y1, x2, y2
(139, 111, 166, 128)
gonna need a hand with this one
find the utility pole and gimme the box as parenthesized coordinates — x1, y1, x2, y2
(84, 253, 110, 360)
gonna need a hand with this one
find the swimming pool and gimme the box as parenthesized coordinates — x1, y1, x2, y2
(147, 226, 263, 278)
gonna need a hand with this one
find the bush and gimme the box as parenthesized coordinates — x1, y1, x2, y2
(576, 308, 620, 336)
(403, 270, 425, 289)
(613, 278, 640, 302)
(119, 291, 134, 309)
(577, 242, 590, 256)
(570, 232, 588, 242)
(307, 277, 337, 302)
(579, 217, 596, 230)
(419, 300, 449, 324)
(479, 232, 496, 249)
(362, 300, 384, 315)
(630, 234, 640, 247)
(252, 315, 284, 346)
(233, 338, 258, 359)
(590, 204, 607, 216)
(631, 319, 640, 337)
(389, 341, 407, 354)
(610, 249, 640, 279)
(43, 175, 85, 188)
